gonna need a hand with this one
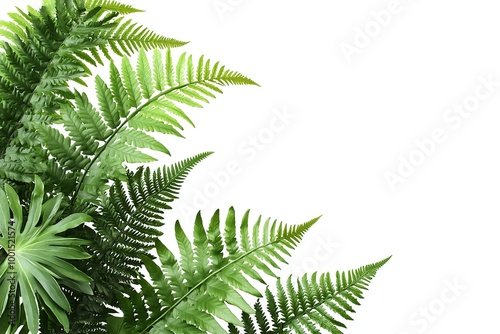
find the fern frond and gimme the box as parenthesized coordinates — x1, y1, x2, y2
(0, 0, 187, 195)
(230, 257, 390, 334)
(66, 153, 212, 331)
(116, 129, 170, 155)
(138, 48, 155, 99)
(63, 154, 211, 332)
(113, 208, 320, 333)
(68, 48, 257, 201)
(77, 91, 113, 140)
(0, 7, 37, 43)
(95, 75, 120, 129)
(92, 152, 213, 274)
(98, 18, 188, 58)
(41, 47, 244, 199)
(0, 1, 110, 192)
(105, 141, 157, 163)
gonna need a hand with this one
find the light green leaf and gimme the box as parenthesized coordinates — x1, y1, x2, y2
(137, 49, 154, 99)
(96, 75, 120, 129)
(122, 56, 142, 108)
(106, 141, 156, 163)
(116, 129, 169, 155)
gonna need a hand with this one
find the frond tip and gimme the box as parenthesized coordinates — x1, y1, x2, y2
(99, 19, 188, 57)
(230, 256, 391, 334)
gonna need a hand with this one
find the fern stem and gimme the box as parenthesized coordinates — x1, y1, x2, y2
(70, 81, 197, 206)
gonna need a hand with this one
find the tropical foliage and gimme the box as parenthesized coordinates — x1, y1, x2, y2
(0, 0, 388, 333)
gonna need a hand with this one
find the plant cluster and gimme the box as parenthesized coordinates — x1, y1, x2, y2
(0, 1, 389, 333)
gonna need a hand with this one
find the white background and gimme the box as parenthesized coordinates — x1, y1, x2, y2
(1, 0, 500, 333)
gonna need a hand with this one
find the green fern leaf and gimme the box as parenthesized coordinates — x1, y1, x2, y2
(0, 1, 117, 189)
(80, 47, 258, 177)
(0, 19, 28, 42)
(109, 62, 130, 117)
(176, 52, 187, 86)
(144, 98, 193, 127)
(165, 48, 176, 87)
(164, 91, 203, 108)
(116, 208, 319, 333)
(96, 76, 120, 129)
(99, 18, 188, 58)
(153, 49, 166, 91)
(115, 129, 169, 155)
(78, 153, 213, 317)
(128, 114, 183, 137)
(105, 141, 156, 163)
(0, 7, 36, 43)
(0, 0, 185, 178)
(141, 103, 184, 130)
(71, 45, 258, 200)
(60, 104, 100, 155)
(232, 257, 390, 334)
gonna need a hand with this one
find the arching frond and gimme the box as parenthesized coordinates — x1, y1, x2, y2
(67, 153, 212, 332)
(0, 0, 186, 198)
(109, 208, 320, 334)
(229, 257, 390, 334)
(31, 48, 256, 202)
(98, 18, 188, 58)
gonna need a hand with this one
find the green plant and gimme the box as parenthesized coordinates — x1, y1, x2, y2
(0, 0, 389, 333)
(0, 176, 92, 334)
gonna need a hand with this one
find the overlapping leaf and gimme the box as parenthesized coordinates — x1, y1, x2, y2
(34, 48, 257, 202)
(111, 208, 320, 333)
(0, 0, 185, 196)
(68, 153, 212, 332)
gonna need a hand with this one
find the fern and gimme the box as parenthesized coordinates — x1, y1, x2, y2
(92, 152, 214, 283)
(0, 1, 389, 333)
(98, 18, 188, 58)
(108, 208, 320, 333)
(0, 0, 185, 198)
(66, 153, 212, 332)
(228, 257, 390, 334)
(31, 48, 257, 202)
(29, 46, 256, 332)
